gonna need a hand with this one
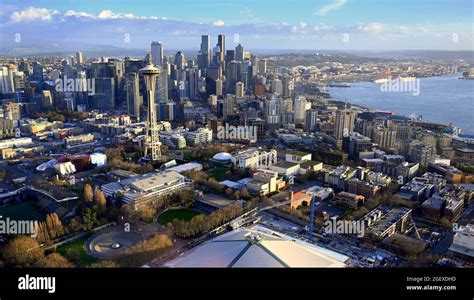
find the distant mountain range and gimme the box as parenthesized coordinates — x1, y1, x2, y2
(0, 42, 472, 61)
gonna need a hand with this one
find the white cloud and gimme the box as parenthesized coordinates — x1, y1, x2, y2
(10, 7, 59, 22)
(398, 26, 408, 34)
(212, 20, 225, 26)
(98, 10, 139, 19)
(315, 0, 348, 16)
(417, 27, 429, 33)
(11, 7, 159, 22)
(63, 10, 95, 18)
(358, 22, 384, 33)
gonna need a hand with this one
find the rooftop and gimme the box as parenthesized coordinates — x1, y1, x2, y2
(164, 225, 349, 268)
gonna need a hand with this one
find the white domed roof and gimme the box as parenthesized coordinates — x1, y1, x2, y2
(213, 152, 232, 161)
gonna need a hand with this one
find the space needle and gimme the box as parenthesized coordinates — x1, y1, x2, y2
(140, 54, 161, 161)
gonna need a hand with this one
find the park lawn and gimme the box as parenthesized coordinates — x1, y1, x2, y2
(207, 167, 228, 181)
(158, 209, 201, 225)
(0, 201, 46, 221)
(56, 237, 97, 267)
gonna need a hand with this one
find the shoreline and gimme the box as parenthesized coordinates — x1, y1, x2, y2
(327, 72, 470, 134)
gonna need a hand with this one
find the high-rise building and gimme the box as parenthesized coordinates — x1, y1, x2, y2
(218, 34, 225, 62)
(281, 74, 292, 97)
(140, 55, 162, 161)
(76, 51, 84, 65)
(215, 79, 223, 96)
(174, 51, 185, 70)
(335, 108, 357, 140)
(293, 96, 307, 124)
(235, 81, 245, 98)
(235, 44, 244, 62)
(188, 68, 201, 99)
(258, 60, 267, 75)
(13, 71, 25, 92)
(305, 109, 318, 131)
(0, 66, 14, 94)
(266, 95, 281, 130)
(222, 94, 235, 118)
(198, 35, 211, 69)
(93, 77, 115, 110)
(373, 128, 397, 148)
(271, 78, 282, 95)
(151, 41, 164, 66)
(126, 72, 142, 121)
(155, 68, 168, 104)
(41, 90, 53, 109)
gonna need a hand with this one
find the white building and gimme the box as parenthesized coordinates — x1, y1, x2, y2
(0, 137, 33, 149)
(232, 148, 277, 170)
(185, 127, 213, 145)
(449, 224, 474, 258)
(101, 170, 191, 210)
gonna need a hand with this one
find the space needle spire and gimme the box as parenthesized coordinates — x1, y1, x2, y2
(140, 54, 161, 161)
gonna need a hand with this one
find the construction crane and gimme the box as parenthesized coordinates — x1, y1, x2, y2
(308, 194, 318, 233)
(410, 217, 422, 240)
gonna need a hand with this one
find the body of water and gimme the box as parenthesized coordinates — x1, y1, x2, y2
(328, 73, 474, 134)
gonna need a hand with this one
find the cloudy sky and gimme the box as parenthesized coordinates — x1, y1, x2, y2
(0, 0, 472, 51)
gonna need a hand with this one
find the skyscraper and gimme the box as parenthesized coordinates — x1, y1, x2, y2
(335, 107, 357, 143)
(281, 74, 292, 98)
(0, 66, 14, 94)
(293, 96, 307, 124)
(235, 81, 245, 98)
(151, 41, 164, 66)
(140, 55, 162, 161)
(218, 34, 225, 62)
(174, 51, 185, 70)
(198, 35, 211, 69)
(305, 109, 318, 131)
(126, 72, 142, 121)
(76, 51, 84, 65)
(235, 44, 244, 62)
(41, 90, 53, 109)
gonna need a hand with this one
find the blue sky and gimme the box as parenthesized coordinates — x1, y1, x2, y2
(0, 0, 472, 50)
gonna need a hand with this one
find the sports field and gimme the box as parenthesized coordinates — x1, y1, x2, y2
(56, 236, 98, 267)
(0, 201, 46, 221)
(157, 208, 201, 225)
(207, 167, 228, 180)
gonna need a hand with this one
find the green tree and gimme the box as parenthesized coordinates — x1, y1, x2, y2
(82, 207, 98, 231)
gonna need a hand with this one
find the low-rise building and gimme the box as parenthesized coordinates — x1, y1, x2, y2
(232, 148, 277, 170)
(449, 224, 474, 259)
(363, 206, 412, 239)
(333, 191, 365, 209)
(289, 190, 313, 209)
(101, 170, 192, 210)
(271, 161, 300, 176)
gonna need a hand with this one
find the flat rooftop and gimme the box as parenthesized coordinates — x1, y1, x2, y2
(128, 171, 183, 192)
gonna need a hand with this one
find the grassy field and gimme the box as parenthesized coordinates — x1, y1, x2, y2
(157, 209, 201, 225)
(0, 201, 46, 221)
(56, 237, 98, 267)
(207, 167, 228, 181)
